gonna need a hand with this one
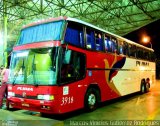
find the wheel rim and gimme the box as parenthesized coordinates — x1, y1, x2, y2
(146, 83, 149, 92)
(141, 85, 145, 93)
(88, 93, 96, 107)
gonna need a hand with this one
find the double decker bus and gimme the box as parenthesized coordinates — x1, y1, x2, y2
(7, 16, 155, 114)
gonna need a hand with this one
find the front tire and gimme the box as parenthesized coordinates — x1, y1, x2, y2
(84, 88, 100, 112)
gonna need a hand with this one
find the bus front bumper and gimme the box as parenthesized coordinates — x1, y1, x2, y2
(7, 97, 60, 114)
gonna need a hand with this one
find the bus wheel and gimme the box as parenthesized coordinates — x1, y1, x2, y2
(141, 84, 145, 93)
(141, 80, 150, 93)
(141, 80, 146, 94)
(145, 82, 150, 93)
(84, 88, 99, 112)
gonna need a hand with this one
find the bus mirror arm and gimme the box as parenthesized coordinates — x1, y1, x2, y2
(66, 44, 68, 51)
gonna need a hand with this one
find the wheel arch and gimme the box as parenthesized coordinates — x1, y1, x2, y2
(83, 83, 101, 111)
(85, 83, 101, 102)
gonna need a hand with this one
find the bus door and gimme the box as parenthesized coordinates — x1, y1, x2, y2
(58, 47, 86, 112)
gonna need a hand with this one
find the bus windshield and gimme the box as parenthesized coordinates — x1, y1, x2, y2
(17, 20, 64, 45)
(9, 47, 59, 85)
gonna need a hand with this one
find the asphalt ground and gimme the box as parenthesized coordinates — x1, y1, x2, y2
(0, 80, 160, 126)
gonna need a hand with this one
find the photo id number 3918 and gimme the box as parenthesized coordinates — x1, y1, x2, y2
(61, 96, 74, 106)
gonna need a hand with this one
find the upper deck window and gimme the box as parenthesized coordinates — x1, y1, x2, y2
(64, 21, 84, 47)
(86, 28, 95, 49)
(17, 21, 64, 45)
(105, 34, 117, 53)
(95, 32, 103, 51)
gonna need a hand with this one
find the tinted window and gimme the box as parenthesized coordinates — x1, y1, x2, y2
(118, 41, 124, 55)
(123, 42, 129, 56)
(18, 21, 64, 45)
(60, 48, 86, 84)
(137, 47, 144, 59)
(129, 45, 136, 57)
(86, 28, 95, 49)
(104, 34, 117, 53)
(95, 32, 103, 51)
(64, 22, 84, 47)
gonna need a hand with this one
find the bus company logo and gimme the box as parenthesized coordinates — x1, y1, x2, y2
(17, 87, 33, 91)
(136, 61, 149, 66)
(22, 92, 27, 98)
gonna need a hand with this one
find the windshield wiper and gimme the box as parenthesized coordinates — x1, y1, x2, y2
(32, 54, 38, 86)
(12, 73, 17, 85)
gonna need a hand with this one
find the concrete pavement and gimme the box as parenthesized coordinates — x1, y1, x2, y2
(0, 80, 160, 126)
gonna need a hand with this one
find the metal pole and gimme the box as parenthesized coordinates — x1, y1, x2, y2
(3, 0, 8, 67)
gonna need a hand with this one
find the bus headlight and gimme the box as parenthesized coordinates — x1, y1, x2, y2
(37, 95, 54, 101)
(8, 92, 15, 97)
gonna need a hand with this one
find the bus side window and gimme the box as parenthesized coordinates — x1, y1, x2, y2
(118, 41, 124, 55)
(95, 32, 103, 51)
(80, 31, 84, 47)
(150, 51, 155, 62)
(104, 35, 110, 52)
(148, 51, 153, 62)
(138, 47, 146, 60)
(123, 42, 129, 56)
(144, 51, 149, 60)
(137, 47, 141, 59)
(108, 39, 113, 52)
(86, 28, 95, 49)
(110, 37, 118, 53)
(104, 35, 117, 53)
(129, 45, 136, 58)
(143, 51, 146, 60)
(64, 22, 84, 48)
(60, 48, 86, 84)
(140, 50, 145, 59)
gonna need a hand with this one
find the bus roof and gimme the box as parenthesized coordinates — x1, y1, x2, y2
(22, 16, 67, 29)
(22, 16, 153, 52)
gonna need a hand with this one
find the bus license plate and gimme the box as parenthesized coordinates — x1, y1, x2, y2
(22, 103, 29, 107)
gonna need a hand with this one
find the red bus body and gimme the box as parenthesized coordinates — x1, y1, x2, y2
(7, 17, 155, 114)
